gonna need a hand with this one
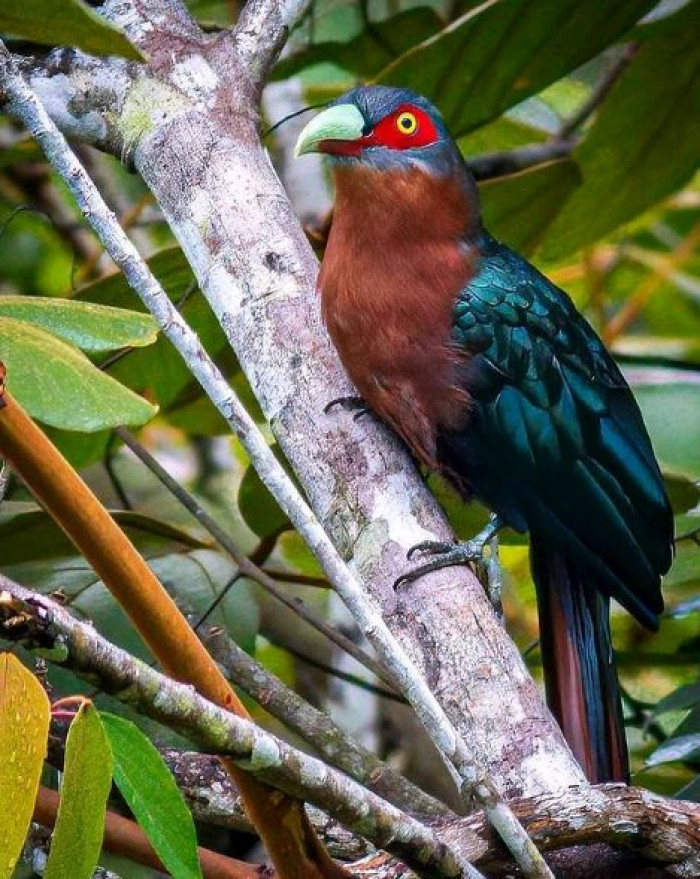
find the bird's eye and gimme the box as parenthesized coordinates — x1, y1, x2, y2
(396, 112, 418, 135)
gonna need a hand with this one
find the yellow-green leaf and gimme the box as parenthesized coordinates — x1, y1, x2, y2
(0, 316, 157, 431)
(45, 703, 114, 879)
(0, 653, 50, 879)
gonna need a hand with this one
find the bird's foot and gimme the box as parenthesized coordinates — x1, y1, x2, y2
(396, 515, 504, 593)
(324, 395, 371, 422)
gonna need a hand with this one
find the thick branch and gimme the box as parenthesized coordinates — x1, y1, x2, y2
(0, 579, 468, 879)
(232, 0, 313, 84)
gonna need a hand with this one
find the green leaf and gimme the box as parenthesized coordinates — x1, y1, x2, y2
(0, 653, 50, 879)
(272, 7, 443, 82)
(480, 160, 582, 256)
(0, 504, 208, 567)
(664, 470, 700, 514)
(0, 1, 142, 60)
(100, 713, 203, 879)
(149, 551, 259, 654)
(540, 1, 700, 258)
(0, 296, 158, 353)
(0, 315, 157, 430)
(647, 732, 700, 766)
(677, 774, 700, 802)
(45, 703, 114, 879)
(633, 381, 700, 478)
(238, 447, 292, 539)
(377, 0, 655, 136)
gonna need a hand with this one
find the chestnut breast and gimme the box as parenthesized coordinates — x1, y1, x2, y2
(319, 165, 479, 467)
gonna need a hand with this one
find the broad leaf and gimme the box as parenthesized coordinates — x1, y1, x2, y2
(0, 504, 208, 567)
(101, 713, 203, 879)
(633, 382, 700, 478)
(0, 295, 158, 353)
(0, 315, 157, 430)
(0, 653, 50, 878)
(44, 703, 114, 879)
(541, 1, 700, 258)
(377, 0, 655, 135)
(0, 1, 142, 60)
(480, 160, 582, 256)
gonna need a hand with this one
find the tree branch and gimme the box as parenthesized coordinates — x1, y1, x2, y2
(0, 578, 473, 879)
(232, 0, 313, 85)
(161, 751, 375, 861)
(6, 587, 699, 877)
(123, 750, 700, 877)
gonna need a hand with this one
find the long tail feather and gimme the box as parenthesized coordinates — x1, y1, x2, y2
(530, 536, 628, 783)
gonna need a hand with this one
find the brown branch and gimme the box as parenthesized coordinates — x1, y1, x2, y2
(0, 387, 342, 879)
(34, 787, 258, 879)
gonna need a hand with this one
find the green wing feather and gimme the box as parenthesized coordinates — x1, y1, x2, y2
(444, 235, 672, 627)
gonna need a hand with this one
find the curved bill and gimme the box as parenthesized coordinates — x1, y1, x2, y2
(294, 104, 366, 157)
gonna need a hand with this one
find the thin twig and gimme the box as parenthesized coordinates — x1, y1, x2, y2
(115, 426, 393, 687)
(0, 42, 550, 878)
(204, 625, 449, 817)
(559, 44, 639, 139)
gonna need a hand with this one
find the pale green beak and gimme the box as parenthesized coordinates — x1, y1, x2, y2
(294, 104, 366, 157)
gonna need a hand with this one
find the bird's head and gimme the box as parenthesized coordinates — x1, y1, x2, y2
(294, 86, 462, 174)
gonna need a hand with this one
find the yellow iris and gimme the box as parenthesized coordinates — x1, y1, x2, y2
(396, 112, 418, 135)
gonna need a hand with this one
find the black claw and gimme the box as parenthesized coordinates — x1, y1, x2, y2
(406, 539, 455, 561)
(324, 395, 365, 415)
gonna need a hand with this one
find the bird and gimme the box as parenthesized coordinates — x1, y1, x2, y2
(294, 85, 674, 783)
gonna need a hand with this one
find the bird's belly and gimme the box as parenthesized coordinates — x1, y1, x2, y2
(325, 307, 470, 467)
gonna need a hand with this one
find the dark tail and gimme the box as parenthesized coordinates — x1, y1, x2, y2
(530, 537, 628, 783)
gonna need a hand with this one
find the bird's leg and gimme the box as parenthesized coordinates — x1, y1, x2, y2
(396, 514, 505, 591)
(324, 395, 371, 422)
(484, 531, 504, 623)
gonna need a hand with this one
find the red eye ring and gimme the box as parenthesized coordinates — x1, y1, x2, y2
(368, 105, 439, 150)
